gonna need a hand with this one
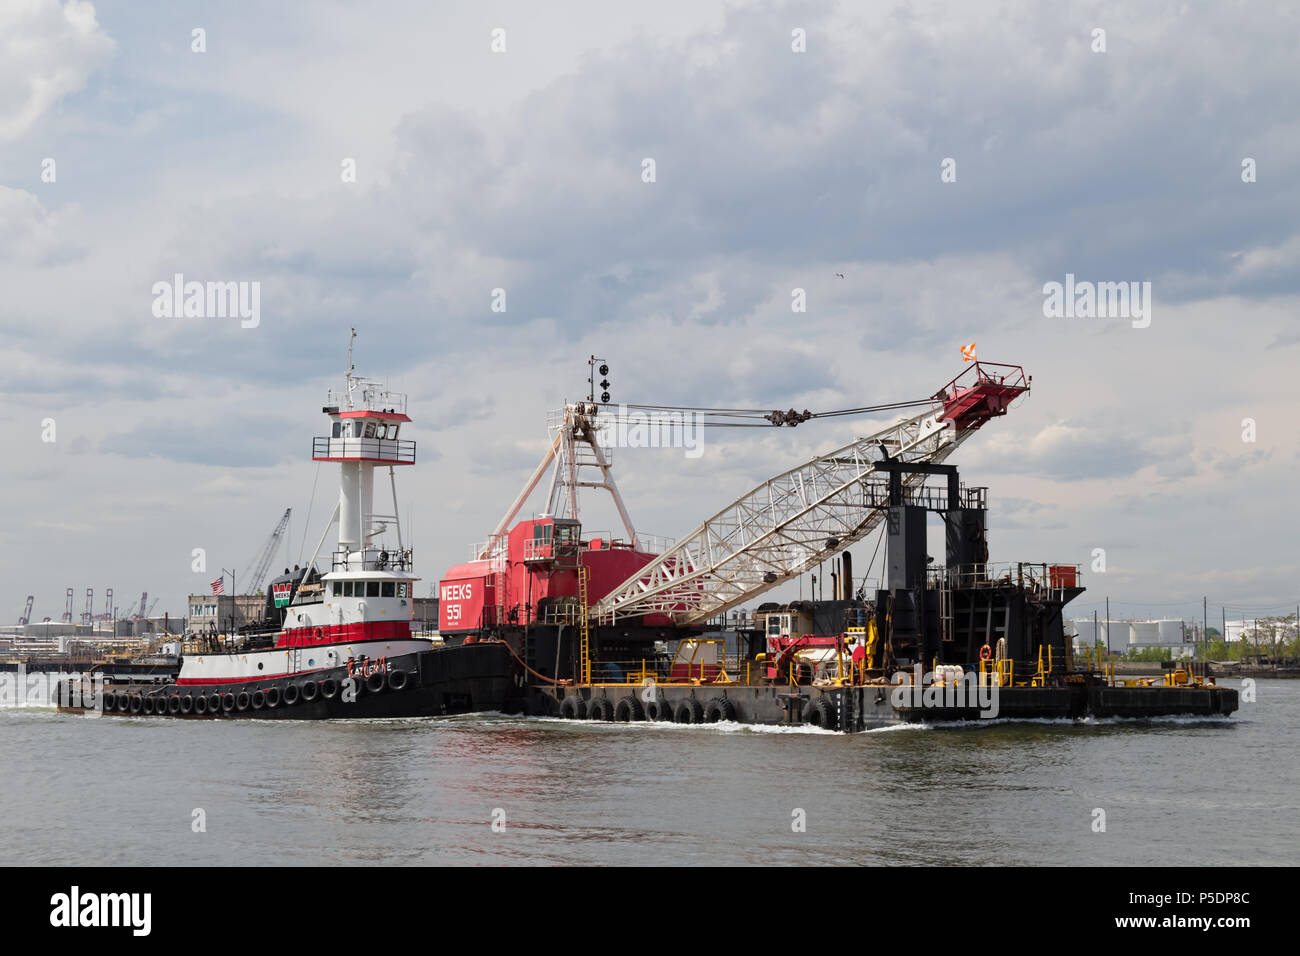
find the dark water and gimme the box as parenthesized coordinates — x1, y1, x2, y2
(1, 679, 1294, 866)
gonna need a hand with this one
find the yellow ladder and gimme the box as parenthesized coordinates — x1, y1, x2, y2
(577, 565, 591, 685)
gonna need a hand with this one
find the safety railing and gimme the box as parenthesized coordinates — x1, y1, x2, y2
(522, 538, 581, 563)
(939, 562, 1081, 592)
(539, 603, 584, 626)
(578, 532, 676, 555)
(575, 656, 735, 686)
(977, 657, 1015, 687)
(329, 546, 414, 572)
(933, 361, 1029, 400)
(312, 436, 416, 463)
(859, 480, 988, 512)
(469, 535, 507, 563)
(326, 384, 407, 415)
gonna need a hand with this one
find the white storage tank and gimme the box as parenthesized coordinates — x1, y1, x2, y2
(1130, 621, 1159, 646)
(1073, 620, 1100, 645)
(1156, 619, 1185, 645)
(1102, 621, 1129, 654)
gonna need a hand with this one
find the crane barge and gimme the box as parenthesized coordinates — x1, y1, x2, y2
(438, 361, 1237, 729)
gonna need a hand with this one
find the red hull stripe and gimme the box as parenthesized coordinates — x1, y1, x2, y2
(338, 410, 411, 422)
(275, 620, 410, 648)
(175, 637, 423, 686)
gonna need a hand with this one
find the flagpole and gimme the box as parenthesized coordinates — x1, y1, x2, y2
(220, 567, 237, 633)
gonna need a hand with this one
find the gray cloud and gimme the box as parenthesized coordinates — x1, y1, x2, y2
(2, 0, 1298, 617)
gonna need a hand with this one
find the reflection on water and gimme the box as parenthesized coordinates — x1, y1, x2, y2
(0, 680, 1293, 866)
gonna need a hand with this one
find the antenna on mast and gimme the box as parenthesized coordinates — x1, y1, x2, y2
(345, 327, 357, 408)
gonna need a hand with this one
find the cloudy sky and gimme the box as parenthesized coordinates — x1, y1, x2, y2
(2, 0, 1297, 627)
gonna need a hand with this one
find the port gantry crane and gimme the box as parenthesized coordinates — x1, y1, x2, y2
(593, 362, 1029, 626)
(242, 508, 293, 596)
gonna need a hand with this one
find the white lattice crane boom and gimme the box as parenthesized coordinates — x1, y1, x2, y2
(594, 362, 1028, 626)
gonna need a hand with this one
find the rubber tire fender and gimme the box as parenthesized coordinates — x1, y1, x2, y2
(674, 699, 704, 724)
(167, 695, 182, 715)
(263, 687, 280, 709)
(802, 697, 838, 730)
(588, 697, 614, 721)
(560, 695, 586, 720)
(613, 696, 645, 722)
(235, 692, 251, 712)
(366, 671, 386, 694)
(207, 693, 223, 714)
(646, 698, 674, 721)
(282, 683, 300, 706)
(301, 680, 319, 702)
(221, 692, 237, 713)
(387, 670, 409, 692)
(180, 694, 195, 714)
(320, 679, 339, 700)
(705, 697, 737, 723)
(250, 690, 266, 710)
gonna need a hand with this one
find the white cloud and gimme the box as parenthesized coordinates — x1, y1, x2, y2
(0, 0, 114, 142)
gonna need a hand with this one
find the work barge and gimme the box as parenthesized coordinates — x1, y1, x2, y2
(437, 361, 1238, 731)
(63, 359, 1235, 728)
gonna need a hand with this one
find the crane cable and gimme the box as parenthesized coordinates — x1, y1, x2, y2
(599, 396, 936, 428)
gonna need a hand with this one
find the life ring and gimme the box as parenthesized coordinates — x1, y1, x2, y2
(979, 643, 992, 661)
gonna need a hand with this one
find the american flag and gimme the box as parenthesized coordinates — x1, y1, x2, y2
(210, 577, 225, 595)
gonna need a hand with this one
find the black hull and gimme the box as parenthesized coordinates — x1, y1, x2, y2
(75, 643, 520, 720)
(530, 680, 1239, 731)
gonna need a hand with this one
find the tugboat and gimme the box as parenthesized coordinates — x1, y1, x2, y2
(78, 334, 520, 720)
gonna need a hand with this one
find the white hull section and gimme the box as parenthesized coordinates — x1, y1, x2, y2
(178, 638, 433, 685)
